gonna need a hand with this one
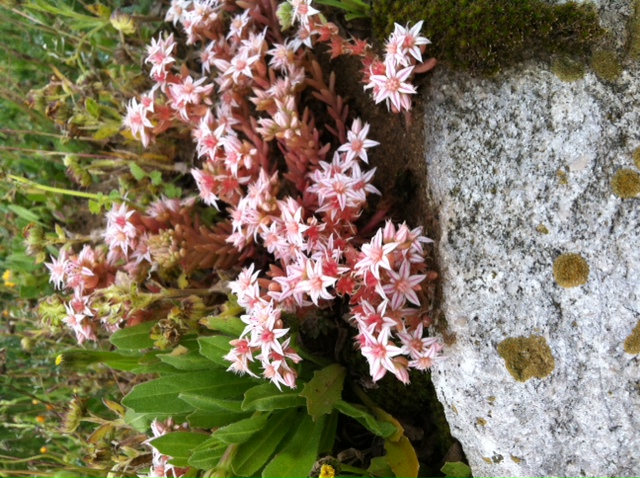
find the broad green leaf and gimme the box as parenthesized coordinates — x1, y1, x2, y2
(179, 394, 245, 414)
(334, 401, 397, 438)
(299, 364, 346, 420)
(200, 314, 245, 336)
(262, 414, 326, 478)
(151, 432, 208, 468)
(188, 437, 228, 470)
(212, 413, 270, 444)
(241, 382, 305, 411)
(198, 335, 235, 367)
(384, 435, 419, 478)
(231, 408, 299, 477)
(370, 405, 404, 442)
(318, 411, 338, 455)
(186, 408, 251, 429)
(441, 461, 472, 478)
(122, 370, 254, 416)
(368, 456, 395, 477)
(124, 408, 188, 432)
(129, 162, 146, 181)
(110, 321, 155, 350)
(158, 348, 220, 371)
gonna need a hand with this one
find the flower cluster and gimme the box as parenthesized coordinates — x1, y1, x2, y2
(114, 0, 442, 388)
(44, 198, 236, 343)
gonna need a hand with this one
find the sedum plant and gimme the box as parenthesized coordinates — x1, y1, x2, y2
(26, 0, 450, 476)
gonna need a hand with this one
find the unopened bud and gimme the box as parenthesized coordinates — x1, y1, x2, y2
(110, 10, 136, 35)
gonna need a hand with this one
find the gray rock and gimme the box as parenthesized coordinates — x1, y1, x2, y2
(424, 4, 640, 476)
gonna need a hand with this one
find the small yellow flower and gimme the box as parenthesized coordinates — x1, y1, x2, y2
(40, 446, 48, 454)
(32, 399, 40, 405)
(2, 309, 9, 318)
(319, 464, 335, 478)
(55, 354, 63, 366)
(2, 270, 16, 288)
(36, 415, 46, 424)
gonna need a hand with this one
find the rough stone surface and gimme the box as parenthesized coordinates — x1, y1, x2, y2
(425, 2, 640, 476)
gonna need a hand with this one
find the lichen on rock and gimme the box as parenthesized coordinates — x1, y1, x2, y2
(623, 320, 640, 354)
(553, 253, 590, 288)
(611, 169, 640, 198)
(497, 335, 555, 382)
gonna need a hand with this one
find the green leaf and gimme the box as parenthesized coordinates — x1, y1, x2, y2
(7, 205, 44, 225)
(150, 432, 208, 468)
(124, 408, 187, 432)
(158, 348, 220, 371)
(262, 414, 326, 478)
(384, 435, 419, 478)
(187, 408, 251, 429)
(200, 314, 246, 336)
(88, 199, 102, 214)
(212, 413, 270, 444)
(149, 170, 163, 186)
(85, 98, 100, 118)
(299, 364, 346, 420)
(179, 393, 245, 414)
(334, 401, 397, 438)
(241, 382, 306, 411)
(122, 369, 254, 420)
(318, 411, 338, 455)
(368, 456, 395, 477)
(198, 335, 235, 367)
(231, 408, 299, 477)
(188, 437, 228, 470)
(163, 183, 182, 199)
(441, 461, 472, 478)
(129, 162, 146, 181)
(93, 122, 120, 140)
(109, 321, 155, 350)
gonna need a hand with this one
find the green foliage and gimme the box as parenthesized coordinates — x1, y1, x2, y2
(300, 363, 346, 420)
(372, 0, 604, 75)
(315, 0, 371, 21)
(441, 461, 473, 478)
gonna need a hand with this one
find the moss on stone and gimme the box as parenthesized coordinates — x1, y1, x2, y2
(551, 54, 585, 82)
(511, 455, 522, 464)
(591, 49, 623, 82)
(476, 417, 487, 426)
(611, 169, 640, 198)
(371, 0, 604, 75)
(497, 335, 555, 382)
(633, 147, 640, 170)
(553, 253, 589, 288)
(624, 320, 640, 354)
(628, 0, 640, 59)
(536, 224, 549, 234)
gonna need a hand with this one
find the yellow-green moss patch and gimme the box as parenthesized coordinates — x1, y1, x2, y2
(372, 0, 603, 76)
(498, 335, 555, 382)
(591, 50, 622, 82)
(553, 253, 589, 288)
(624, 320, 640, 354)
(611, 169, 640, 198)
(476, 417, 487, 426)
(551, 55, 585, 82)
(510, 455, 522, 464)
(633, 147, 640, 170)
(536, 224, 549, 234)
(628, 0, 640, 59)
